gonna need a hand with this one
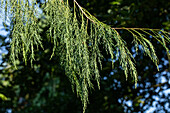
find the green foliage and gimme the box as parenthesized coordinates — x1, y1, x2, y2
(0, 0, 169, 112)
(0, 93, 8, 101)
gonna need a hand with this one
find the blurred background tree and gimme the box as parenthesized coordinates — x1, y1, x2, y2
(0, 0, 169, 113)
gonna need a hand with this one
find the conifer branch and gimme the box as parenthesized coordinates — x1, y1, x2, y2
(0, 1, 169, 113)
(73, 0, 162, 31)
(112, 27, 160, 31)
(74, 0, 95, 23)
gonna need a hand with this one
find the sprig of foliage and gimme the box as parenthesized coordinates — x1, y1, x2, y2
(0, 0, 169, 112)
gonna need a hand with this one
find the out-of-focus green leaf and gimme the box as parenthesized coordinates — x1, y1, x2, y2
(110, 0, 122, 5)
(0, 93, 8, 101)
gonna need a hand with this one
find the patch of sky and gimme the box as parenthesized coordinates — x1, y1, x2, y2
(146, 107, 156, 113)
(117, 81, 121, 87)
(138, 44, 143, 50)
(118, 98, 121, 103)
(152, 95, 159, 101)
(34, 3, 43, 18)
(159, 92, 163, 96)
(110, 71, 114, 75)
(161, 58, 169, 66)
(157, 75, 167, 83)
(133, 53, 137, 58)
(136, 83, 140, 88)
(143, 105, 149, 111)
(155, 87, 160, 93)
(122, 70, 169, 112)
(0, 20, 10, 36)
(144, 93, 149, 98)
(0, 46, 8, 54)
(103, 76, 107, 80)
(149, 35, 152, 38)
(154, 73, 159, 77)
(131, 46, 135, 53)
(163, 88, 170, 97)
(139, 84, 144, 88)
(152, 101, 158, 107)
(144, 66, 149, 71)
(165, 103, 170, 112)
(0, 55, 2, 64)
(0, 1, 14, 22)
(158, 64, 163, 69)
(131, 47, 137, 58)
(114, 79, 118, 83)
(6, 109, 12, 113)
(145, 82, 151, 87)
(126, 100, 132, 107)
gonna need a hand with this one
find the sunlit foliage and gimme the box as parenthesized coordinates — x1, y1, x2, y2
(0, 0, 169, 112)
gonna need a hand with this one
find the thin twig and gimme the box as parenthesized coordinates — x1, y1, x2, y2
(112, 27, 160, 31)
(74, 0, 95, 23)
(74, 0, 163, 31)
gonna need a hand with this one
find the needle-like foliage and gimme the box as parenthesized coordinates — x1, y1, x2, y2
(0, 0, 169, 112)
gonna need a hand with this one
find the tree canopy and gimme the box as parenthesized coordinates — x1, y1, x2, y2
(0, 0, 169, 113)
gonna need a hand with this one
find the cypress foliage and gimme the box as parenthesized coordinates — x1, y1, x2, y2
(0, 0, 169, 112)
